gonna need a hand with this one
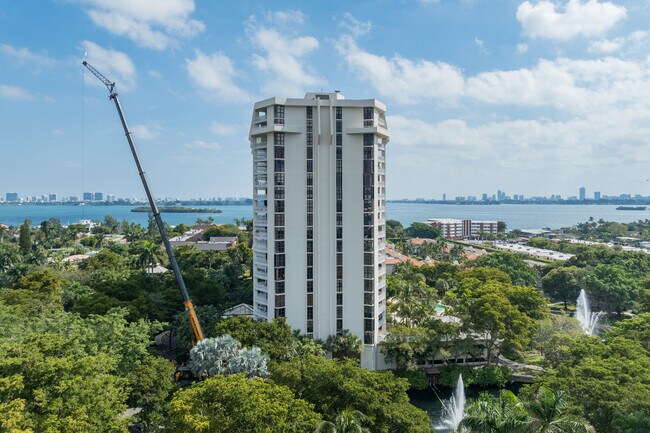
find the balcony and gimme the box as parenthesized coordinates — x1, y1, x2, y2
(255, 267, 268, 278)
(253, 216, 267, 226)
(254, 279, 268, 290)
(254, 151, 267, 162)
(251, 136, 268, 149)
(252, 115, 268, 128)
(253, 229, 268, 239)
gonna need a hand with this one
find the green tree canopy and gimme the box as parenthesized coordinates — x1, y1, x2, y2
(542, 266, 587, 309)
(405, 222, 441, 239)
(166, 374, 321, 433)
(474, 252, 539, 286)
(272, 356, 434, 433)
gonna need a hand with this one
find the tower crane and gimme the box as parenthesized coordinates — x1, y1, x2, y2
(82, 61, 204, 344)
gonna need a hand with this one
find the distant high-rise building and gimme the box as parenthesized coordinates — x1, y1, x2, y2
(94, 192, 103, 201)
(107, 194, 116, 202)
(5, 192, 19, 202)
(49, 193, 58, 202)
(594, 191, 601, 201)
(83, 192, 93, 201)
(482, 193, 488, 201)
(249, 92, 389, 369)
(69, 196, 79, 202)
(579, 186, 586, 201)
(442, 193, 447, 201)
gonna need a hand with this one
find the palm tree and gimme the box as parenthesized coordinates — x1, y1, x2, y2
(324, 330, 364, 359)
(526, 387, 595, 433)
(461, 390, 529, 433)
(135, 240, 164, 273)
(315, 408, 370, 433)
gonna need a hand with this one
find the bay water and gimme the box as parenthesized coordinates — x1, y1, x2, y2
(0, 203, 647, 229)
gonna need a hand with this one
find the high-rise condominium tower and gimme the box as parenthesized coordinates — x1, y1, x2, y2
(249, 92, 389, 369)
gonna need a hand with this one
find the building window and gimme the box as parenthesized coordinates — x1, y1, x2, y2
(275, 241, 284, 253)
(275, 200, 285, 212)
(274, 132, 285, 145)
(274, 160, 285, 172)
(275, 308, 285, 317)
(275, 227, 284, 239)
(275, 214, 285, 226)
(274, 173, 285, 185)
(274, 105, 285, 124)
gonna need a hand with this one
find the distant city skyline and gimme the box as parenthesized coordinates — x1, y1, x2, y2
(4, 184, 650, 203)
(2, 2, 650, 198)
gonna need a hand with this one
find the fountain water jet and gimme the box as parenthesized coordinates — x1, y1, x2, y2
(436, 374, 466, 432)
(575, 289, 603, 335)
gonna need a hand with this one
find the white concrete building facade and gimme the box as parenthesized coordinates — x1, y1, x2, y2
(249, 92, 389, 369)
(428, 218, 500, 239)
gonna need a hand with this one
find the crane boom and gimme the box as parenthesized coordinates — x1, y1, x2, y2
(82, 61, 204, 343)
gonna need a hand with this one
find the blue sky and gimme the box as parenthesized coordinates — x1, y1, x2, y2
(1, 0, 650, 200)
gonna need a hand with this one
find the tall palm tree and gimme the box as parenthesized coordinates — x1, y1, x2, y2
(324, 330, 364, 359)
(461, 390, 529, 433)
(135, 240, 164, 273)
(526, 387, 595, 433)
(315, 408, 370, 433)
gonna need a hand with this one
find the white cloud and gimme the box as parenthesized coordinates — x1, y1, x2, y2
(131, 124, 161, 140)
(0, 84, 35, 101)
(82, 41, 136, 91)
(210, 121, 240, 136)
(247, 13, 324, 96)
(75, 0, 204, 50)
(387, 108, 650, 197)
(589, 30, 648, 53)
(466, 56, 650, 114)
(336, 13, 372, 38)
(185, 51, 249, 102)
(516, 43, 529, 54)
(475, 37, 488, 54)
(337, 33, 650, 114)
(516, 0, 626, 40)
(184, 140, 221, 150)
(336, 36, 465, 104)
(267, 10, 304, 25)
(0, 44, 56, 66)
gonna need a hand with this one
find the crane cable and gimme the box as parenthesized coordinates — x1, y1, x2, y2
(81, 60, 86, 219)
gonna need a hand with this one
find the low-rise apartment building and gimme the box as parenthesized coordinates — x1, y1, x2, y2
(427, 218, 500, 239)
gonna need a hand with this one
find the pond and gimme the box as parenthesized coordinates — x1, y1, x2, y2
(409, 383, 524, 433)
